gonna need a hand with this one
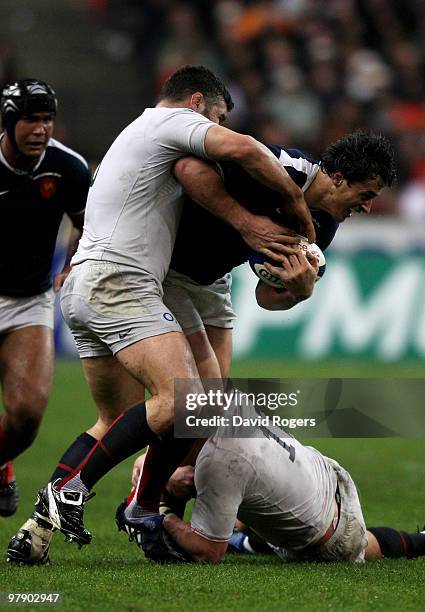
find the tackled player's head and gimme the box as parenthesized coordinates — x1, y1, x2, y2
(321, 131, 397, 188)
(318, 131, 397, 221)
(158, 65, 234, 124)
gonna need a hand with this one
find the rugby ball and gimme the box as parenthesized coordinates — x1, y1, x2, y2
(248, 238, 326, 289)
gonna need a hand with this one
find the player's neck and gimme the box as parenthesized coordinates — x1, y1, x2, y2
(156, 94, 199, 111)
(304, 168, 332, 211)
(156, 99, 189, 109)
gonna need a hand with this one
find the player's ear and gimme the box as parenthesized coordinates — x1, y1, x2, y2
(331, 172, 344, 187)
(190, 92, 204, 111)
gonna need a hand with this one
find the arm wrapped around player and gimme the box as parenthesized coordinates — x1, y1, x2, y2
(138, 514, 193, 564)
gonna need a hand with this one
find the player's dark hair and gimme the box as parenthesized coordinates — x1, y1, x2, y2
(321, 131, 397, 186)
(158, 65, 234, 112)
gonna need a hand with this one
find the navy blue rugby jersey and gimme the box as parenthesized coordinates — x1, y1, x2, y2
(0, 137, 90, 297)
(170, 145, 339, 285)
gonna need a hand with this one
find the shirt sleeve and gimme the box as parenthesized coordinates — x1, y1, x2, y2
(63, 156, 91, 219)
(190, 444, 246, 542)
(156, 109, 214, 159)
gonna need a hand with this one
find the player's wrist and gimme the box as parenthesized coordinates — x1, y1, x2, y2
(228, 206, 252, 232)
(289, 285, 313, 300)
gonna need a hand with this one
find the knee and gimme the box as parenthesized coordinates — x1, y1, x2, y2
(157, 394, 175, 433)
(148, 379, 204, 434)
(4, 389, 49, 435)
(147, 394, 175, 435)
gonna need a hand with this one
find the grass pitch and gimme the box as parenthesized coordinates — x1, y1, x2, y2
(0, 360, 424, 611)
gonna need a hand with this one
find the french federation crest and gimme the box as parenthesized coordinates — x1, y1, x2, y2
(39, 176, 57, 199)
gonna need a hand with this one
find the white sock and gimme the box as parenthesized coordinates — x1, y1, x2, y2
(123, 471, 152, 520)
(59, 474, 89, 496)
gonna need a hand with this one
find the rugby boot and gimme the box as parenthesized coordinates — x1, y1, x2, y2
(38, 480, 94, 547)
(7, 490, 55, 565)
(115, 500, 137, 542)
(115, 503, 190, 563)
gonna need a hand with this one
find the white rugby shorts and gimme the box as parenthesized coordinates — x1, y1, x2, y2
(60, 260, 182, 358)
(163, 269, 236, 335)
(0, 289, 55, 334)
(274, 456, 368, 563)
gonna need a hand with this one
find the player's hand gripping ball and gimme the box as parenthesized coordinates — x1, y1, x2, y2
(249, 237, 326, 289)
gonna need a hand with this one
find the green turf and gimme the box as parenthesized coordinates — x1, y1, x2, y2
(0, 360, 424, 611)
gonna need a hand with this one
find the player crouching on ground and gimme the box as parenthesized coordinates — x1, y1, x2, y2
(126, 435, 425, 565)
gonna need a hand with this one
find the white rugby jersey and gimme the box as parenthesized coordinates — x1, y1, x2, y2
(73, 107, 214, 281)
(191, 431, 337, 550)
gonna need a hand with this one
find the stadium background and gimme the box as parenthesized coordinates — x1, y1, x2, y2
(0, 1, 424, 610)
(2, 0, 425, 364)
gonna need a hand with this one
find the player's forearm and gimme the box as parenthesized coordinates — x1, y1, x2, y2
(62, 226, 83, 271)
(232, 140, 304, 205)
(204, 128, 303, 205)
(174, 157, 254, 230)
(163, 514, 226, 563)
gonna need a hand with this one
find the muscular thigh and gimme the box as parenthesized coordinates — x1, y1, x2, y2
(117, 331, 199, 393)
(116, 331, 203, 433)
(163, 270, 234, 379)
(0, 326, 54, 411)
(205, 326, 233, 378)
(186, 329, 223, 380)
(81, 355, 146, 422)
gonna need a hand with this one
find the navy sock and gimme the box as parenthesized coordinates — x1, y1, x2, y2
(49, 433, 97, 482)
(60, 402, 157, 491)
(369, 527, 425, 558)
(136, 435, 196, 513)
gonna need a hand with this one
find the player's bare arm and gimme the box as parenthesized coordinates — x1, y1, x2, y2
(256, 252, 319, 310)
(163, 514, 227, 563)
(204, 125, 316, 243)
(173, 156, 299, 258)
(53, 212, 84, 291)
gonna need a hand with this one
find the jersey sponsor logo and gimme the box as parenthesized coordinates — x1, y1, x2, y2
(39, 176, 57, 199)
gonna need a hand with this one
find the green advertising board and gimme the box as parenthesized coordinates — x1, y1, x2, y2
(231, 252, 425, 360)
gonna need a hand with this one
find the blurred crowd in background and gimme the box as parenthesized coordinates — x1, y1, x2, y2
(2, 0, 425, 219)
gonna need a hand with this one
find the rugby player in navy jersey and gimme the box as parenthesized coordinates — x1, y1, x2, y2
(0, 80, 90, 517)
(6, 130, 396, 565)
(162, 131, 396, 382)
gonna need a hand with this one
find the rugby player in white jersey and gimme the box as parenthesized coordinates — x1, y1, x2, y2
(7, 65, 316, 553)
(137, 428, 425, 564)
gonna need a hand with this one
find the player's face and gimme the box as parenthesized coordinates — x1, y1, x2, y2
(329, 174, 384, 222)
(14, 112, 54, 158)
(202, 98, 228, 125)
